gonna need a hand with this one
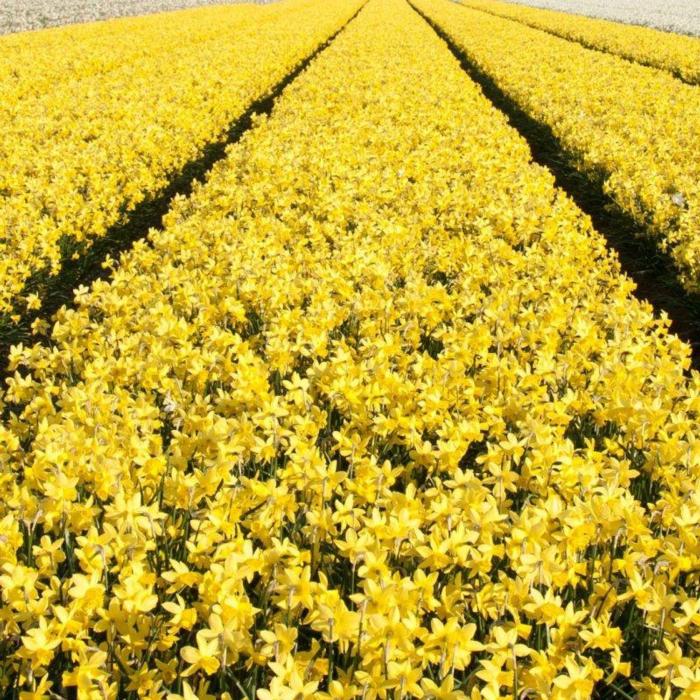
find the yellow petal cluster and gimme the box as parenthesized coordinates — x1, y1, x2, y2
(415, 0, 700, 293)
(460, 0, 700, 85)
(0, 0, 361, 315)
(2, 0, 700, 698)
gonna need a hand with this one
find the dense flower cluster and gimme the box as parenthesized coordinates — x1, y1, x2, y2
(2, 0, 700, 698)
(460, 0, 700, 84)
(0, 0, 360, 315)
(416, 0, 700, 294)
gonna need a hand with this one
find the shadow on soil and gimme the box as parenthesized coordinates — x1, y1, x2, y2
(412, 0, 700, 370)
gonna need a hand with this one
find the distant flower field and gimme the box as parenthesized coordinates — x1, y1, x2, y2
(0, 0, 272, 35)
(502, 0, 700, 36)
(1, 0, 700, 699)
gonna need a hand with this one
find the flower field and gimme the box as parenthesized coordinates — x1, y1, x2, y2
(0, 0, 271, 35)
(460, 0, 700, 84)
(1, 0, 700, 698)
(0, 0, 361, 316)
(414, 0, 700, 295)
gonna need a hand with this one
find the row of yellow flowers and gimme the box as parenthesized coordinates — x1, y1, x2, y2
(416, 0, 700, 295)
(0, 5, 259, 103)
(0, 0, 361, 315)
(460, 0, 700, 85)
(2, 0, 700, 697)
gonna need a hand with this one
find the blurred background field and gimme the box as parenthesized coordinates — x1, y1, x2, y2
(508, 0, 700, 35)
(0, 0, 272, 34)
(3, 0, 699, 36)
(0, 0, 700, 35)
